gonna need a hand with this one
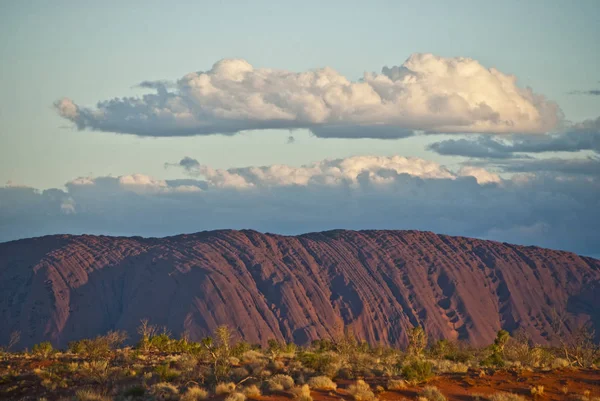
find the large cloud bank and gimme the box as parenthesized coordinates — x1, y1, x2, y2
(55, 54, 561, 138)
(2, 155, 598, 257)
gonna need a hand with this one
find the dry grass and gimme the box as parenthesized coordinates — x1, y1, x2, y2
(387, 379, 407, 390)
(291, 384, 313, 401)
(530, 385, 544, 396)
(488, 393, 526, 401)
(242, 384, 262, 398)
(74, 389, 113, 401)
(215, 382, 237, 395)
(347, 379, 376, 401)
(181, 386, 209, 401)
(420, 386, 446, 401)
(267, 374, 295, 391)
(149, 382, 180, 401)
(225, 392, 247, 401)
(308, 376, 337, 391)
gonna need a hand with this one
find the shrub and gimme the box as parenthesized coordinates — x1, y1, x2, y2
(32, 342, 54, 358)
(75, 389, 113, 401)
(225, 392, 247, 401)
(181, 386, 209, 401)
(299, 351, 341, 377)
(242, 350, 266, 364)
(155, 363, 181, 382)
(69, 331, 127, 359)
(81, 359, 110, 383)
(267, 374, 295, 391)
(420, 386, 446, 401)
(122, 385, 145, 398)
(386, 379, 407, 390)
(488, 393, 526, 401)
(215, 382, 236, 395)
(242, 385, 262, 398)
(401, 360, 433, 382)
(347, 379, 376, 401)
(431, 359, 469, 373)
(308, 375, 337, 391)
(150, 382, 180, 401)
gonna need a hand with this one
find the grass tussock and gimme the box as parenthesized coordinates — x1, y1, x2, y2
(308, 375, 337, 391)
(347, 379, 376, 401)
(242, 385, 262, 398)
(225, 392, 247, 401)
(181, 386, 209, 401)
(386, 378, 407, 390)
(488, 393, 526, 401)
(215, 382, 237, 395)
(419, 386, 446, 401)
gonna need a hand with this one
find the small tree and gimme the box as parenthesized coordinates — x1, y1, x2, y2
(551, 308, 599, 367)
(482, 330, 510, 367)
(407, 326, 427, 358)
(137, 318, 159, 352)
(203, 325, 234, 382)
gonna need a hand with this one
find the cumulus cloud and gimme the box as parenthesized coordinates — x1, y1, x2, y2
(1, 155, 598, 256)
(55, 54, 562, 138)
(171, 155, 458, 188)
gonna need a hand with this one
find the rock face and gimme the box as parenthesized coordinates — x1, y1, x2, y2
(0, 230, 598, 349)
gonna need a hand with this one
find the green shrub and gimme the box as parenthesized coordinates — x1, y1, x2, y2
(122, 385, 145, 398)
(401, 360, 433, 382)
(32, 342, 54, 357)
(154, 363, 181, 382)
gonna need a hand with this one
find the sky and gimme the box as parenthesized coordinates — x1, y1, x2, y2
(0, 1, 599, 256)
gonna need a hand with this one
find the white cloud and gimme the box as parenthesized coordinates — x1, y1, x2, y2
(2, 154, 598, 256)
(457, 166, 502, 184)
(192, 155, 456, 189)
(55, 53, 562, 138)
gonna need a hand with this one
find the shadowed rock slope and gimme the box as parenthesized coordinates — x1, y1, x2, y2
(0, 230, 598, 349)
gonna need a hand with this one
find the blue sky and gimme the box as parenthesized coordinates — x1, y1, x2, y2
(0, 1, 599, 255)
(1, 0, 598, 188)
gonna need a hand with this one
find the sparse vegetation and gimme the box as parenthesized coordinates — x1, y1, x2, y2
(0, 323, 598, 400)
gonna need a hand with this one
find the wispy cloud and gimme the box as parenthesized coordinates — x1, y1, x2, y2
(428, 117, 600, 159)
